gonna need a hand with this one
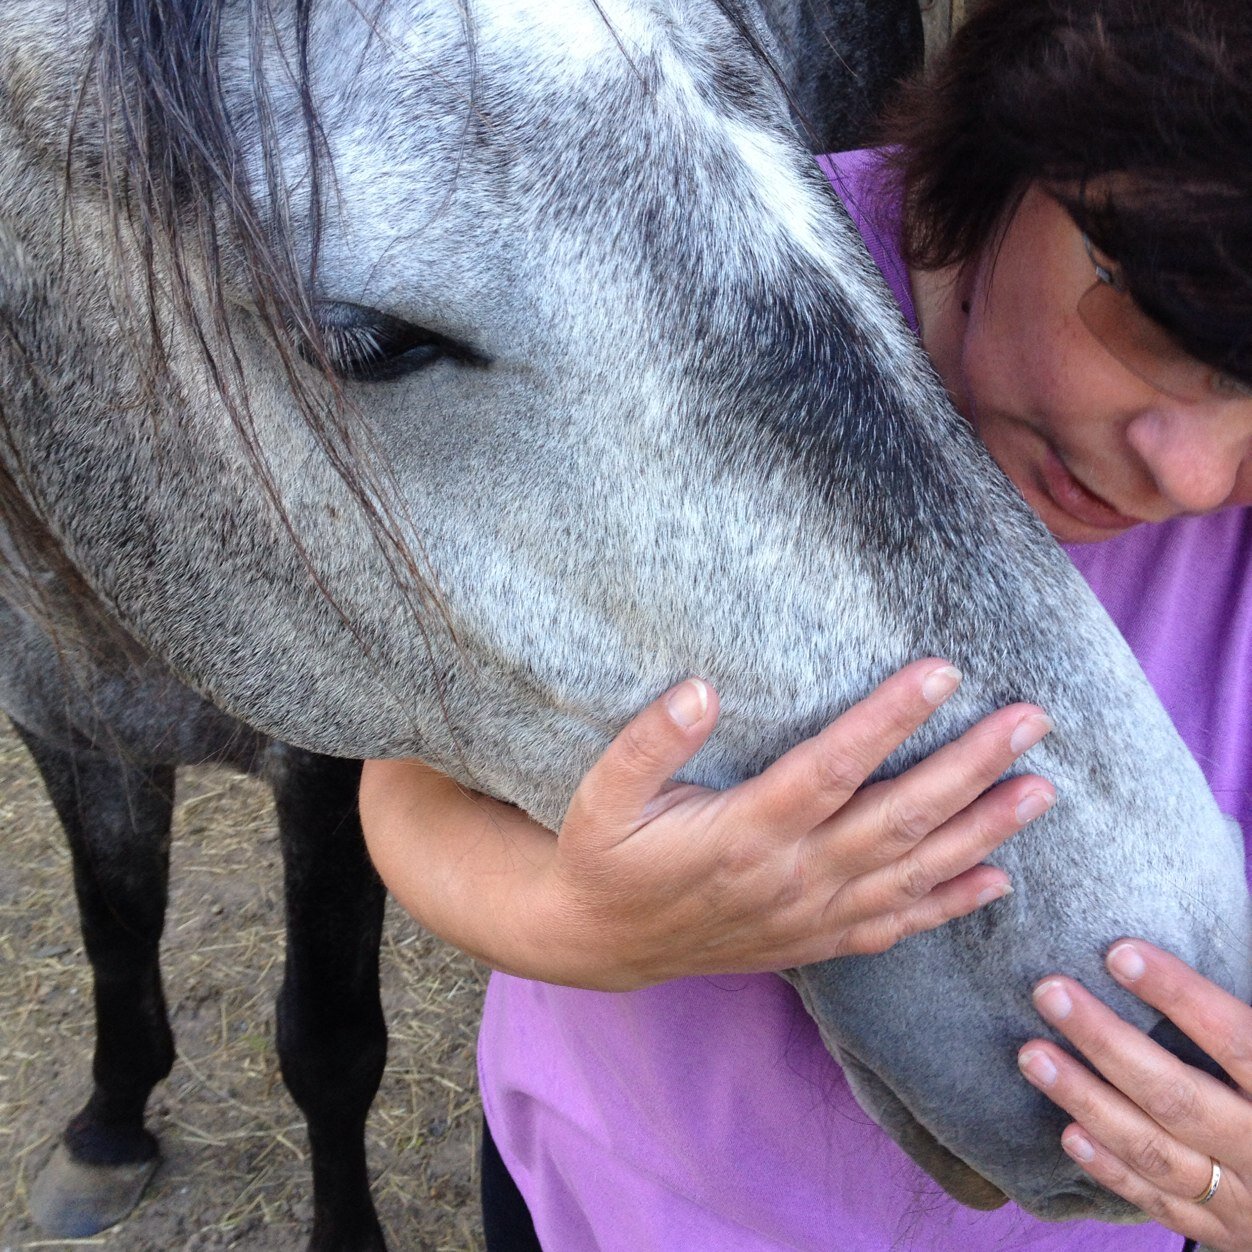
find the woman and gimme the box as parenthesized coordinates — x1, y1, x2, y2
(362, 0, 1252, 1246)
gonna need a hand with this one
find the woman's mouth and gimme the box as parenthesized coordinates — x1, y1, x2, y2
(1039, 446, 1144, 534)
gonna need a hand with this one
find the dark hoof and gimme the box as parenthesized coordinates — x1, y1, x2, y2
(29, 1143, 158, 1237)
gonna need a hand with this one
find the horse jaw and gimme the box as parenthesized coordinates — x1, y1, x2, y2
(812, 1041, 1009, 1212)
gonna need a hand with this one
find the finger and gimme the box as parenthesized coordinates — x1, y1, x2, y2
(561, 678, 720, 847)
(831, 863, 1015, 958)
(812, 703, 1053, 876)
(1055, 1125, 1225, 1243)
(1017, 1034, 1217, 1204)
(1106, 939, 1252, 1095)
(1030, 976, 1242, 1162)
(830, 772, 1052, 919)
(732, 658, 964, 838)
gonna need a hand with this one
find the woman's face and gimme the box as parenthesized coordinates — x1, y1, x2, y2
(947, 185, 1252, 544)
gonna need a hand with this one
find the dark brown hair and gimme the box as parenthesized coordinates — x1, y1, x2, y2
(880, 0, 1252, 383)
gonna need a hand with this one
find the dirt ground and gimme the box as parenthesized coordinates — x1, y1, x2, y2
(0, 722, 487, 1252)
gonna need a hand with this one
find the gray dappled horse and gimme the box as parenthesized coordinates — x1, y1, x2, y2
(0, 0, 921, 1247)
(0, 0, 1247, 1248)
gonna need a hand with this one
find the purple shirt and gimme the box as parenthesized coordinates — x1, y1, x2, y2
(478, 149, 1252, 1250)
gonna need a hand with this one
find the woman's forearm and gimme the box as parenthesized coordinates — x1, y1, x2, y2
(360, 759, 569, 979)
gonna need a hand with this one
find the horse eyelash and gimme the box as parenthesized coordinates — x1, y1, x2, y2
(300, 296, 491, 381)
(303, 306, 450, 381)
(324, 321, 388, 365)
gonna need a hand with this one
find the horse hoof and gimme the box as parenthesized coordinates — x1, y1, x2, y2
(29, 1143, 158, 1237)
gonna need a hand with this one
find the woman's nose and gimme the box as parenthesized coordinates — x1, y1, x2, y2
(1124, 405, 1252, 513)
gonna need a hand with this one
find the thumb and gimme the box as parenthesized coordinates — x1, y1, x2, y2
(561, 678, 720, 848)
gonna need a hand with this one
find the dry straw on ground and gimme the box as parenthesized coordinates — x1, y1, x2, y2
(0, 722, 487, 1251)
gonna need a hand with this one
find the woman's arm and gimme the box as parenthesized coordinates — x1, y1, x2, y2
(360, 658, 1056, 990)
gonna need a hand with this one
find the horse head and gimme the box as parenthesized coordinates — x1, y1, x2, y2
(1, 0, 1247, 1220)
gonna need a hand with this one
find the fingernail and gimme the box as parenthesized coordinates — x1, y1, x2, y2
(1015, 789, 1054, 825)
(976, 882, 1013, 907)
(1018, 1048, 1058, 1087)
(1010, 713, 1054, 756)
(1062, 1129, 1095, 1163)
(666, 678, 709, 728)
(1107, 942, 1146, 983)
(922, 665, 962, 705)
(1033, 979, 1073, 1021)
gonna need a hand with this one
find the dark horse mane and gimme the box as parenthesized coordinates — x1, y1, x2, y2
(87, 0, 355, 517)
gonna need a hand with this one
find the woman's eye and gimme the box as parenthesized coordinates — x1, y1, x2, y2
(306, 302, 482, 382)
(1209, 369, 1252, 400)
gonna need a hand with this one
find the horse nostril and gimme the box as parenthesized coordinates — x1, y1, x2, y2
(1146, 1016, 1229, 1084)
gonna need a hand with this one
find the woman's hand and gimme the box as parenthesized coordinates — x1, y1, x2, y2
(1018, 940, 1252, 1251)
(361, 659, 1055, 990)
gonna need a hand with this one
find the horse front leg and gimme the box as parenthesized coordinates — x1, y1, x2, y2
(11, 720, 176, 1238)
(270, 748, 389, 1252)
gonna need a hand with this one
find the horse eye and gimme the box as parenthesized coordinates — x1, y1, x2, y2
(305, 302, 480, 382)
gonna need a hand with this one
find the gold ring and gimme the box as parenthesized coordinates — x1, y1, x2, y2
(1191, 1157, 1222, 1206)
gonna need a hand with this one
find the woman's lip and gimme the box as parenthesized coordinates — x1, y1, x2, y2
(1039, 446, 1144, 532)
